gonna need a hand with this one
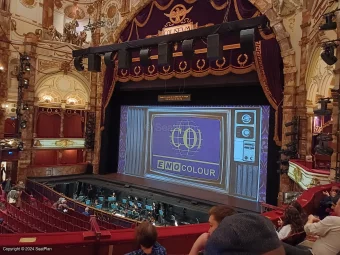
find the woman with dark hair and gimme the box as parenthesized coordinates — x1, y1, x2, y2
(277, 206, 304, 240)
(290, 200, 308, 224)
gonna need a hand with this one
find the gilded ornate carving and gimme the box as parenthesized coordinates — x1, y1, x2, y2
(293, 167, 302, 183)
(19, 0, 37, 9)
(47, 25, 63, 41)
(38, 59, 60, 71)
(64, 4, 86, 20)
(273, 0, 302, 17)
(55, 139, 75, 147)
(164, 5, 193, 25)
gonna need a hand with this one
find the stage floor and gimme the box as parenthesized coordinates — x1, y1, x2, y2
(31, 173, 261, 213)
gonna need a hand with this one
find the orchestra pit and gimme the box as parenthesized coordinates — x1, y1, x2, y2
(0, 0, 340, 255)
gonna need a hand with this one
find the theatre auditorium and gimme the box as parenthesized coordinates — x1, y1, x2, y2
(0, 0, 339, 254)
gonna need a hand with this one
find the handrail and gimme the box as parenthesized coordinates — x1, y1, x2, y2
(26, 179, 137, 228)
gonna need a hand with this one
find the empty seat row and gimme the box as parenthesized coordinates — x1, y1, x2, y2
(0, 211, 38, 233)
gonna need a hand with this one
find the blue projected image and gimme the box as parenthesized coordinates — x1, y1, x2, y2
(118, 106, 270, 202)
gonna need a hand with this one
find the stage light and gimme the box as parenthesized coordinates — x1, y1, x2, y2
(182, 39, 194, 60)
(20, 120, 27, 129)
(240, 28, 255, 53)
(118, 49, 131, 69)
(104, 52, 115, 68)
(88, 54, 101, 72)
(285, 141, 297, 147)
(207, 34, 223, 61)
(140, 48, 151, 67)
(158, 43, 173, 66)
(24, 63, 30, 72)
(18, 141, 24, 151)
(74, 56, 84, 71)
(20, 53, 30, 61)
(321, 43, 338, 65)
(285, 119, 297, 127)
(22, 103, 29, 110)
(320, 13, 337, 31)
(314, 98, 332, 116)
(315, 133, 334, 156)
(22, 78, 29, 89)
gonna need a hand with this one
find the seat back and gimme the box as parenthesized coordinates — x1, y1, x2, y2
(282, 231, 306, 246)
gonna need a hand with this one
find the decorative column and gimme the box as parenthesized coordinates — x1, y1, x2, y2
(0, 8, 11, 138)
(42, 0, 54, 29)
(60, 109, 64, 138)
(296, 11, 311, 159)
(330, 4, 340, 181)
(120, 0, 130, 17)
(17, 34, 38, 182)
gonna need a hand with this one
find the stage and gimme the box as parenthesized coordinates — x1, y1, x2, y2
(30, 173, 261, 213)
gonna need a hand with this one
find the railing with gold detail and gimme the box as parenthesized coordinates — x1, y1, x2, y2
(288, 160, 330, 190)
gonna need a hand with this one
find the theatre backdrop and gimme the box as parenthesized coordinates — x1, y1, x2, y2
(102, 0, 284, 146)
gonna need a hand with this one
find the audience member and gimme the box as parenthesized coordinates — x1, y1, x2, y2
(277, 206, 304, 240)
(204, 213, 285, 255)
(189, 205, 236, 255)
(52, 197, 64, 209)
(304, 199, 340, 255)
(125, 220, 166, 255)
(319, 186, 340, 219)
(7, 187, 22, 208)
(3, 177, 12, 194)
(83, 207, 90, 216)
(290, 200, 307, 224)
(57, 199, 69, 212)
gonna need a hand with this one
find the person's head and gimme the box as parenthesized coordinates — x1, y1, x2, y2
(61, 199, 67, 204)
(289, 200, 303, 214)
(208, 205, 236, 235)
(283, 206, 303, 233)
(205, 213, 285, 255)
(330, 186, 340, 197)
(85, 207, 89, 212)
(334, 199, 340, 216)
(135, 221, 158, 254)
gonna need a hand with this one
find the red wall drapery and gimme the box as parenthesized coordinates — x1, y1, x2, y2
(64, 114, 83, 138)
(4, 118, 17, 137)
(34, 150, 58, 165)
(60, 150, 83, 164)
(36, 113, 61, 138)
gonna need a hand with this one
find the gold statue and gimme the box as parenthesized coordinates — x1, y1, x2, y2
(47, 25, 62, 41)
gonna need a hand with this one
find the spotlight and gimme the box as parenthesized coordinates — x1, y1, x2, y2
(74, 56, 84, 71)
(182, 39, 194, 60)
(104, 52, 115, 68)
(22, 78, 29, 89)
(24, 63, 30, 72)
(314, 133, 334, 156)
(314, 98, 332, 116)
(207, 34, 223, 61)
(158, 43, 173, 66)
(321, 43, 338, 65)
(20, 120, 27, 129)
(140, 48, 151, 67)
(240, 28, 255, 53)
(18, 142, 24, 151)
(320, 13, 337, 31)
(22, 103, 29, 110)
(118, 49, 131, 69)
(20, 54, 30, 61)
(285, 119, 297, 127)
(88, 54, 101, 72)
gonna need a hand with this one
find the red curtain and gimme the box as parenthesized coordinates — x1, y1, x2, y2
(60, 150, 78, 164)
(34, 150, 57, 165)
(36, 113, 61, 138)
(4, 118, 17, 137)
(64, 114, 83, 138)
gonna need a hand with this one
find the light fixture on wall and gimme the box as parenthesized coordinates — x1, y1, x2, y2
(320, 10, 338, 31)
(321, 42, 338, 65)
(20, 120, 27, 129)
(67, 98, 78, 105)
(42, 95, 53, 103)
(0, 66, 4, 72)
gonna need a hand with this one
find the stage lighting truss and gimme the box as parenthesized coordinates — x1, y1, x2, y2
(319, 9, 338, 31)
(314, 97, 332, 116)
(315, 133, 334, 156)
(74, 56, 85, 71)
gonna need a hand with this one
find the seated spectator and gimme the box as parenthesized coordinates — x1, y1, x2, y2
(204, 213, 285, 254)
(57, 199, 69, 212)
(7, 187, 22, 208)
(189, 205, 236, 255)
(277, 206, 304, 240)
(290, 200, 307, 224)
(125, 220, 166, 255)
(52, 197, 64, 209)
(319, 186, 340, 219)
(83, 207, 90, 216)
(304, 199, 340, 255)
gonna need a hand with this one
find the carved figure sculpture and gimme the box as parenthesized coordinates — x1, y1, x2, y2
(275, 0, 301, 16)
(0, 0, 10, 12)
(75, 31, 87, 47)
(47, 25, 62, 41)
(63, 19, 79, 43)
